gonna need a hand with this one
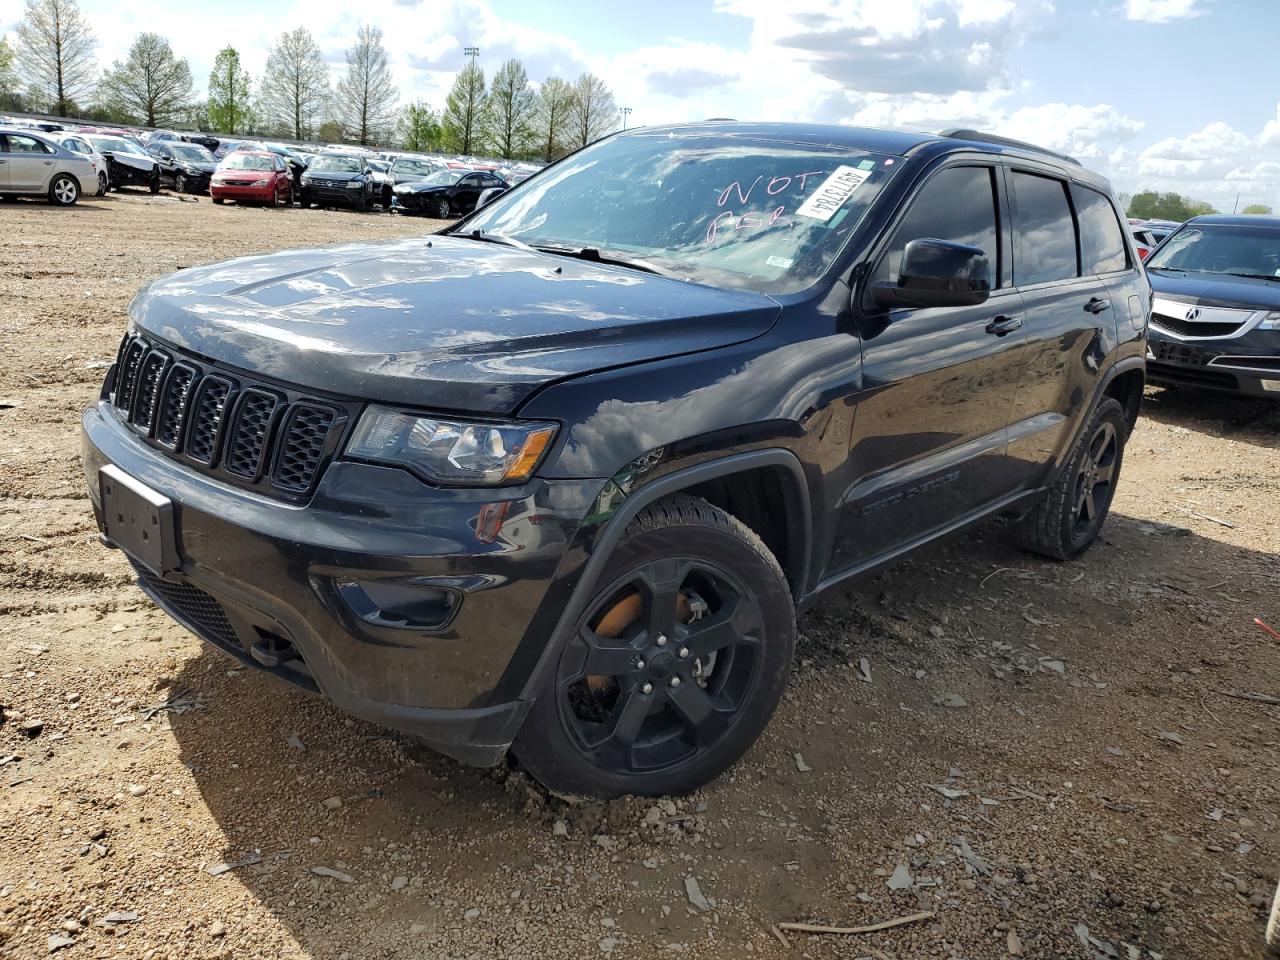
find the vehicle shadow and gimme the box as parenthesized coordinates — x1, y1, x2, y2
(1141, 384, 1280, 449)
(164, 509, 1278, 959)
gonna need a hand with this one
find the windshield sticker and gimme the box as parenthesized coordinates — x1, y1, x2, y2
(766, 255, 794, 269)
(795, 166, 871, 222)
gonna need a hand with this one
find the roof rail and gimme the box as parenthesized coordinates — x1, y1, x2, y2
(937, 128, 1082, 167)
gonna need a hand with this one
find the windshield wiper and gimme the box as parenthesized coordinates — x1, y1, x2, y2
(453, 229, 536, 253)
(535, 245, 689, 281)
(1225, 272, 1280, 282)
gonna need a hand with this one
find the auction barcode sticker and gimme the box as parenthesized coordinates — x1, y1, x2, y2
(795, 165, 871, 222)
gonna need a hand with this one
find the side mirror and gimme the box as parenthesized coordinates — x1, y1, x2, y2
(872, 238, 992, 310)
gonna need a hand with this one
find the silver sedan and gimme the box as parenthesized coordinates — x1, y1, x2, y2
(0, 127, 98, 206)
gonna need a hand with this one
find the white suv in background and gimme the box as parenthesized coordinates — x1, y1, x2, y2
(0, 128, 98, 206)
(48, 131, 110, 197)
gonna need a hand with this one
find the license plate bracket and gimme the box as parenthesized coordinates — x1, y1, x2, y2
(99, 465, 177, 575)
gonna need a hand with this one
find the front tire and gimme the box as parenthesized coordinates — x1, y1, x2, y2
(148, 177, 160, 194)
(174, 173, 186, 194)
(435, 198, 451, 219)
(513, 495, 795, 798)
(96, 172, 107, 197)
(49, 174, 79, 206)
(1013, 396, 1127, 560)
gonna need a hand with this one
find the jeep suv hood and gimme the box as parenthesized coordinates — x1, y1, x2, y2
(130, 236, 780, 413)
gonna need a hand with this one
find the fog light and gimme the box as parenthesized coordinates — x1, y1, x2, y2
(336, 578, 461, 630)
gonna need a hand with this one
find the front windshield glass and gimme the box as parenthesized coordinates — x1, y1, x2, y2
(311, 155, 362, 173)
(368, 160, 389, 173)
(394, 158, 437, 176)
(220, 153, 273, 171)
(86, 136, 133, 154)
(1147, 223, 1280, 278)
(465, 131, 897, 294)
(171, 143, 214, 163)
(420, 170, 463, 186)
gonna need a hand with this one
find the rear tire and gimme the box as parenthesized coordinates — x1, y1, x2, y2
(513, 495, 795, 798)
(49, 174, 79, 206)
(1012, 396, 1127, 560)
(212, 197, 225, 205)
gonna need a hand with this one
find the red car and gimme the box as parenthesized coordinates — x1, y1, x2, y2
(210, 150, 293, 206)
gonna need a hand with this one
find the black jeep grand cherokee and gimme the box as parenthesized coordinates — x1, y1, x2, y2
(82, 123, 1149, 797)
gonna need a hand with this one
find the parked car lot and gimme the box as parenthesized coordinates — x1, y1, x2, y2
(1, 188, 1279, 960)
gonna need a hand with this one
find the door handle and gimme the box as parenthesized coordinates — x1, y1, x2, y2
(985, 315, 1023, 336)
(1085, 297, 1111, 314)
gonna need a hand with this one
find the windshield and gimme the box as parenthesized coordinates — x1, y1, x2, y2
(394, 158, 437, 176)
(170, 143, 214, 163)
(368, 159, 389, 173)
(86, 136, 134, 154)
(311, 155, 362, 173)
(220, 153, 273, 171)
(1147, 223, 1280, 278)
(420, 170, 463, 186)
(464, 132, 896, 294)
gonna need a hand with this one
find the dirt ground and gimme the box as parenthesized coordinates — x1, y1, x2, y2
(2, 190, 1279, 960)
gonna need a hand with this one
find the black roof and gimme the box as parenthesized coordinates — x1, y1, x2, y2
(1187, 214, 1280, 229)
(621, 121, 1106, 184)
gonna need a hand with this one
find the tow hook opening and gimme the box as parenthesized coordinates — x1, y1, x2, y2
(251, 630, 299, 668)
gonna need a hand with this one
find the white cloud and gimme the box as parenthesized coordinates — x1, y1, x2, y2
(1123, 0, 1205, 23)
(1261, 103, 1280, 147)
(1128, 117, 1280, 211)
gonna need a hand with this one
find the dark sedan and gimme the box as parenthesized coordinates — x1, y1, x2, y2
(1146, 215, 1280, 399)
(298, 153, 378, 211)
(83, 135, 160, 192)
(148, 141, 218, 194)
(392, 170, 508, 218)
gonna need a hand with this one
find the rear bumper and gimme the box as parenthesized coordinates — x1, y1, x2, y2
(81, 399, 605, 764)
(1147, 327, 1280, 398)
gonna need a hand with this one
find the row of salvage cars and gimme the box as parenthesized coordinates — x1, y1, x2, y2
(0, 118, 542, 217)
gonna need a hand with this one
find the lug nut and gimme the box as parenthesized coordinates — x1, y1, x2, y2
(669, 676, 681, 688)
(641, 682, 653, 694)
(636, 659, 645, 670)
(655, 634, 668, 647)
(677, 647, 689, 659)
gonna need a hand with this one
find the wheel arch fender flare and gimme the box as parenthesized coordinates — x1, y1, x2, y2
(516, 448, 813, 704)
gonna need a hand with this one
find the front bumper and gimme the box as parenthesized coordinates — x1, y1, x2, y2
(108, 160, 157, 189)
(211, 182, 275, 202)
(302, 181, 366, 207)
(81, 399, 604, 764)
(1147, 326, 1280, 398)
(392, 191, 439, 215)
(174, 172, 212, 194)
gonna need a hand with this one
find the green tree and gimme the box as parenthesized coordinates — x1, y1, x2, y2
(316, 119, 344, 143)
(207, 46, 253, 134)
(15, 0, 97, 116)
(335, 24, 397, 146)
(0, 36, 20, 110)
(100, 33, 193, 127)
(1241, 203, 1273, 215)
(260, 27, 329, 140)
(397, 101, 441, 152)
(1127, 190, 1218, 222)
(441, 62, 486, 155)
(534, 76, 574, 162)
(567, 72, 616, 150)
(484, 58, 535, 159)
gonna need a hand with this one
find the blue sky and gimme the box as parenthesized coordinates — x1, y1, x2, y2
(6, 0, 1280, 208)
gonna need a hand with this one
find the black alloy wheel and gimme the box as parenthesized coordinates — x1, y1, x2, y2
(514, 495, 795, 797)
(1071, 418, 1118, 536)
(558, 557, 764, 775)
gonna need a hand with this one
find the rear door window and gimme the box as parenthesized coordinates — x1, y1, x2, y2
(1011, 172, 1079, 286)
(1072, 184, 1128, 274)
(873, 165, 1000, 286)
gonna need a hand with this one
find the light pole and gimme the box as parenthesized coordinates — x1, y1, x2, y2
(464, 46, 479, 62)
(620, 106, 632, 130)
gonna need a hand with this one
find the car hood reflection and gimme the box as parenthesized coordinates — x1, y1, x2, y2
(131, 236, 781, 414)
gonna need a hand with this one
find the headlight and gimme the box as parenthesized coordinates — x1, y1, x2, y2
(252, 178, 270, 186)
(346, 407, 557, 485)
(1260, 311, 1280, 330)
(346, 180, 362, 189)
(300, 176, 311, 186)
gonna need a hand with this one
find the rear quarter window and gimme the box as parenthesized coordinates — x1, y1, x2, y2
(1012, 171, 1079, 286)
(1072, 184, 1129, 274)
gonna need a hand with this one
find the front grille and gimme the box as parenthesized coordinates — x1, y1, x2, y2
(1151, 313, 1245, 338)
(1151, 340, 1215, 367)
(135, 568, 238, 648)
(107, 332, 351, 500)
